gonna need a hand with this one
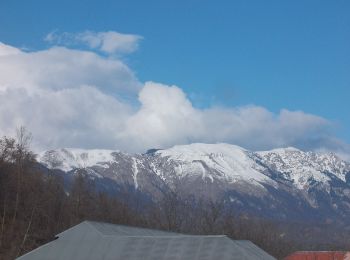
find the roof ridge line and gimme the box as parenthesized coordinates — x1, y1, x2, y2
(86, 220, 183, 235)
(85, 221, 106, 236)
(99, 234, 228, 238)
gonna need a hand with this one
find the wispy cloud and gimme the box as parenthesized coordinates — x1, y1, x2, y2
(44, 30, 142, 55)
(0, 35, 349, 160)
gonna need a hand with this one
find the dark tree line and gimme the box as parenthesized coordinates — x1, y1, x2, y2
(0, 130, 349, 259)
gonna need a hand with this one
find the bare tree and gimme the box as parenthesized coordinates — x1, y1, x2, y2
(12, 126, 34, 226)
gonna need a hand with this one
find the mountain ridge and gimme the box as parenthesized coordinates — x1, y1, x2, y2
(37, 143, 350, 224)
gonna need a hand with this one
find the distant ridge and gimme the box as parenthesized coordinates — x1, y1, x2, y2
(38, 143, 350, 224)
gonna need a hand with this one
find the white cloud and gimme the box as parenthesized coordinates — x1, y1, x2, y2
(0, 38, 349, 159)
(0, 42, 21, 56)
(0, 86, 133, 149)
(124, 82, 334, 152)
(125, 82, 202, 150)
(45, 31, 142, 55)
(0, 43, 141, 95)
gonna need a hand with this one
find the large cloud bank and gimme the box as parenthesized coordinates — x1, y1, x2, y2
(0, 32, 349, 158)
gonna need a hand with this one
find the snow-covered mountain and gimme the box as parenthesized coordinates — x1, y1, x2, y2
(38, 143, 350, 223)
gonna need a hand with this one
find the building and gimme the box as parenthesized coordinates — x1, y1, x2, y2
(17, 221, 276, 260)
(284, 251, 350, 260)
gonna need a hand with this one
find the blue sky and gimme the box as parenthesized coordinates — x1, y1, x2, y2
(0, 0, 349, 154)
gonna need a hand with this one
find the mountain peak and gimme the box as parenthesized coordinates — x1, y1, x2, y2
(38, 148, 117, 171)
(258, 146, 302, 155)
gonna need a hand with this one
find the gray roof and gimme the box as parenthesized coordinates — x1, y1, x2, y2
(17, 221, 276, 260)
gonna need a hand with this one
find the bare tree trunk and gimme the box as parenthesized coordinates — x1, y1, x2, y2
(55, 198, 65, 234)
(12, 126, 32, 226)
(12, 163, 22, 226)
(0, 199, 6, 247)
(16, 205, 35, 258)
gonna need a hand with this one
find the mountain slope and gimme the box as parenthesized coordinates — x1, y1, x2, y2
(38, 143, 350, 223)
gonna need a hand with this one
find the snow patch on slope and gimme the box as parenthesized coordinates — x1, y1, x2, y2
(131, 158, 139, 189)
(257, 147, 350, 189)
(157, 143, 271, 185)
(38, 148, 116, 171)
